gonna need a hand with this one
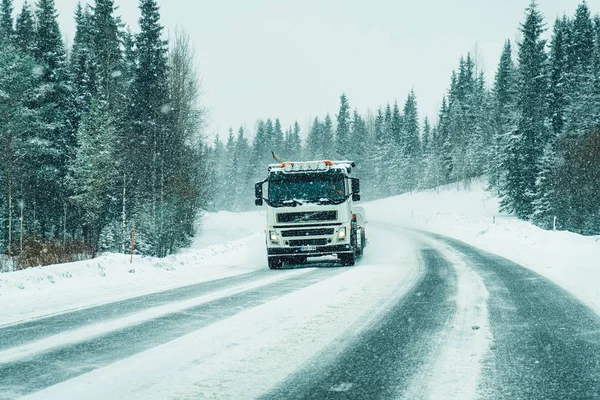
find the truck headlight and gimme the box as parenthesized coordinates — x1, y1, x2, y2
(269, 231, 278, 243)
(338, 227, 347, 240)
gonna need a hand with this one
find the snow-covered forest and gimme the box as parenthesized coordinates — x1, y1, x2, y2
(210, 2, 600, 236)
(0, 0, 208, 267)
(1, 0, 599, 268)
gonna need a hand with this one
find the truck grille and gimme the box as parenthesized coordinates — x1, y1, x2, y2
(281, 228, 335, 237)
(277, 211, 337, 223)
(288, 238, 329, 247)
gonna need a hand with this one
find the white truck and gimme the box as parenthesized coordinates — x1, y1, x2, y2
(255, 160, 366, 269)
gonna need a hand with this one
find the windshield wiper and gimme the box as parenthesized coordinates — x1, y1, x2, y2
(306, 198, 346, 205)
(281, 199, 304, 207)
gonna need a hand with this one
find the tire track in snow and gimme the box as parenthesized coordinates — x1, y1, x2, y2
(401, 236, 491, 400)
(430, 234, 600, 400)
(0, 269, 274, 348)
(261, 244, 459, 400)
(0, 267, 345, 400)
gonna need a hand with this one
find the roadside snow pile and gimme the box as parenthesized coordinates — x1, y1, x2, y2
(0, 211, 265, 325)
(364, 179, 600, 314)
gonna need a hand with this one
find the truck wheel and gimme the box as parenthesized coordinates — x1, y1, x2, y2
(339, 253, 355, 267)
(268, 257, 283, 270)
(355, 229, 365, 258)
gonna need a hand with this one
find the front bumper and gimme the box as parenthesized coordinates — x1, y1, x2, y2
(267, 244, 353, 257)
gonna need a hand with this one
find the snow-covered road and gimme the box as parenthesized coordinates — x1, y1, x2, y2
(2, 218, 600, 399)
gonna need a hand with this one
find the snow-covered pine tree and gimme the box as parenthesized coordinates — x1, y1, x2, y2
(335, 94, 351, 158)
(531, 138, 559, 229)
(564, 2, 596, 136)
(402, 91, 421, 192)
(233, 127, 250, 210)
(368, 108, 387, 198)
(129, 0, 170, 256)
(0, 0, 14, 45)
(447, 54, 477, 184)
(34, 0, 76, 239)
(70, 2, 96, 129)
(350, 110, 368, 164)
(223, 128, 236, 210)
(70, 100, 119, 250)
(548, 18, 569, 138)
(306, 117, 322, 160)
(15, 1, 35, 54)
(290, 121, 303, 159)
(249, 120, 269, 183)
(264, 119, 275, 157)
(0, 47, 45, 255)
(468, 71, 494, 181)
(273, 118, 284, 156)
(502, 1, 549, 219)
(321, 114, 334, 159)
(490, 40, 518, 190)
(388, 101, 404, 193)
(420, 116, 436, 189)
(91, 0, 123, 108)
(281, 127, 292, 160)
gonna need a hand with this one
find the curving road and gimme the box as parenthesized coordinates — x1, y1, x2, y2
(1, 224, 600, 399)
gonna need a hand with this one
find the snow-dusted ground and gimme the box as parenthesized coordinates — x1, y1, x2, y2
(0, 211, 267, 326)
(363, 179, 600, 315)
(22, 228, 420, 400)
(2, 181, 600, 399)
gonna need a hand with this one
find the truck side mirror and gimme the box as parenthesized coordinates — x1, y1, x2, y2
(351, 178, 360, 195)
(352, 194, 361, 202)
(255, 182, 264, 206)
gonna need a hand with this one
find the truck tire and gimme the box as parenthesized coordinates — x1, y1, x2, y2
(268, 257, 283, 270)
(355, 228, 365, 259)
(339, 253, 355, 267)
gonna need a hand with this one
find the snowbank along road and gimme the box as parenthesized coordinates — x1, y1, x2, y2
(1, 222, 600, 399)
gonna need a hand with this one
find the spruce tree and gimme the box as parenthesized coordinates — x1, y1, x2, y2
(71, 2, 96, 126)
(335, 94, 351, 158)
(502, 1, 549, 218)
(548, 18, 569, 137)
(233, 127, 250, 209)
(306, 117, 322, 159)
(0, 47, 45, 254)
(71, 100, 118, 248)
(14, 1, 34, 54)
(223, 128, 236, 210)
(128, 0, 170, 255)
(34, 0, 76, 237)
(0, 0, 14, 45)
(129, 0, 168, 191)
(350, 110, 368, 166)
(250, 120, 269, 181)
(565, 2, 596, 135)
(402, 90, 421, 191)
(264, 118, 275, 156)
(322, 114, 334, 158)
(273, 118, 284, 155)
(370, 108, 388, 197)
(491, 40, 518, 189)
(91, 0, 123, 107)
(290, 121, 303, 159)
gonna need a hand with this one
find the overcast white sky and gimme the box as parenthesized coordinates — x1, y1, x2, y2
(14, 0, 599, 139)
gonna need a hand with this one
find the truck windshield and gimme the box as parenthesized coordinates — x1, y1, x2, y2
(269, 174, 346, 204)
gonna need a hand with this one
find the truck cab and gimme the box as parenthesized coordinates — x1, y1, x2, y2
(255, 160, 366, 269)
